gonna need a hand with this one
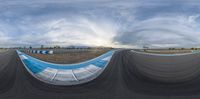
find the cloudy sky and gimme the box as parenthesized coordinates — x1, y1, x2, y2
(0, 0, 200, 48)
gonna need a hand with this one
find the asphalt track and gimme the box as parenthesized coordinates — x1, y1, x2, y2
(2, 50, 200, 99)
(129, 50, 200, 83)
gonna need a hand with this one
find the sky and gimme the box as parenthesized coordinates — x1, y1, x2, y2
(0, 0, 200, 48)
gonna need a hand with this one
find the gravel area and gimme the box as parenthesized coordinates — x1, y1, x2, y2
(26, 48, 112, 64)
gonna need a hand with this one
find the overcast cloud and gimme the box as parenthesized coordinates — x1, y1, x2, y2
(0, 0, 200, 48)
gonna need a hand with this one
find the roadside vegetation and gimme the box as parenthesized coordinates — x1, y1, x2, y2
(140, 48, 200, 54)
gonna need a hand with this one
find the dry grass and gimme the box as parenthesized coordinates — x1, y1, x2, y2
(144, 49, 193, 54)
(0, 49, 8, 53)
(26, 49, 111, 64)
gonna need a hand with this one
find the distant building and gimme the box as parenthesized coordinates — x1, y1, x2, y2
(41, 45, 44, 49)
(54, 45, 61, 49)
(143, 46, 149, 49)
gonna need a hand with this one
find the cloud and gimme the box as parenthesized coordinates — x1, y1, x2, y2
(1, 0, 200, 48)
(114, 15, 200, 48)
(6, 17, 118, 47)
(0, 31, 8, 42)
(43, 18, 117, 47)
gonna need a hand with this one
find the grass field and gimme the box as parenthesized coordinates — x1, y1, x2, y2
(26, 48, 112, 64)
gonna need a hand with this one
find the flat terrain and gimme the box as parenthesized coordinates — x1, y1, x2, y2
(1, 50, 200, 99)
(0, 49, 9, 53)
(138, 49, 195, 54)
(26, 48, 112, 64)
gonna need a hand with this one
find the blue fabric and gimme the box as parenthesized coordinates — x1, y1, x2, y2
(29, 50, 51, 54)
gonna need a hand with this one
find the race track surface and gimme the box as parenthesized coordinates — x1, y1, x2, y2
(1, 50, 200, 99)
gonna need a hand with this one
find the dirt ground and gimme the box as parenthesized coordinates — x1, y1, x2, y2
(0, 49, 8, 53)
(143, 49, 194, 54)
(26, 48, 112, 64)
